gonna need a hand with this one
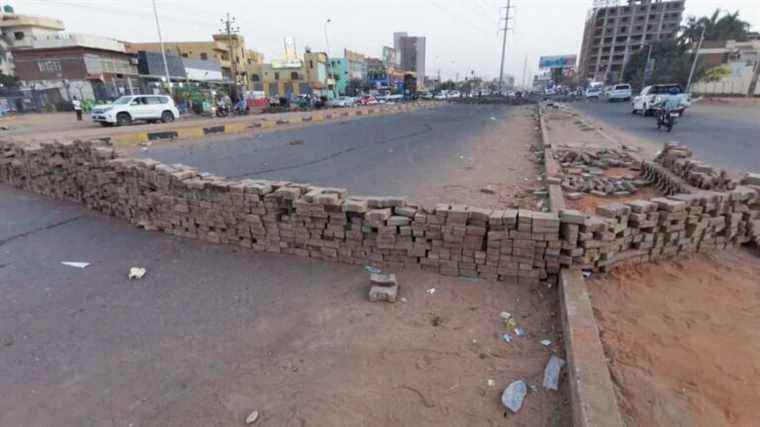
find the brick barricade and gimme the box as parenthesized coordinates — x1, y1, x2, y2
(1, 139, 759, 283)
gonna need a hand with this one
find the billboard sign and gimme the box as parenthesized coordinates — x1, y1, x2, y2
(539, 55, 577, 69)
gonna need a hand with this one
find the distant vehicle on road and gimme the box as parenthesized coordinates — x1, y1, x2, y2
(605, 83, 632, 102)
(420, 91, 434, 100)
(91, 95, 179, 126)
(434, 91, 449, 100)
(357, 96, 379, 105)
(584, 87, 602, 99)
(326, 96, 355, 108)
(448, 90, 462, 99)
(632, 84, 690, 116)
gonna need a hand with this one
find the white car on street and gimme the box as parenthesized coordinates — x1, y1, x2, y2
(632, 84, 690, 116)
(326, 96, 355, 108)
(584, 88, 602, 99)
(91, 95, 180, 126)
(605, 83, 632, 102)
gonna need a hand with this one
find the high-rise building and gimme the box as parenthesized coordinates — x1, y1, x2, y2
(578, 0, 685, 83)
(394, 32, 426, 80)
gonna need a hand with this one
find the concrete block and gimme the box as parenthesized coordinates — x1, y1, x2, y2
(369, 284, 399, 302)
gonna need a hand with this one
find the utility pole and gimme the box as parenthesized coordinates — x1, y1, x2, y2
(521, 54, 528, 89)
(498, 0, 513, 93)
(686, 25, 706, 93)
(324, 19, 333, 98)
(151, 0, 172, 95)
(220, 13, 241, 100)
(641, 44, 653, 88)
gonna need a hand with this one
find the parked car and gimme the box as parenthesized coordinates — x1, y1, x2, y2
(448, 90, 462, 98)
(326, 96, 355, 108)
(92, 95, 179, 126)
(605, 83, 633, 102)
(356, 96, 379, 105)
(632, 84, 690, 116)
(420, 91, 434, 100)
(434, 91, 449, 100)
(584, 88, 602, 99)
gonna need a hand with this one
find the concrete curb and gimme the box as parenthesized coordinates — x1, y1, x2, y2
(560, 269, 625, 427)
(112, 102, 439, 146)
(542, 103, 624, 427)
(537, 103, 565, 213)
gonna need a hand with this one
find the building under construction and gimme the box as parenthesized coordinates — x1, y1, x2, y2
(578, 0, 685, 83)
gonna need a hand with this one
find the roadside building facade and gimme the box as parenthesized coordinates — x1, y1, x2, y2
(126, 35, 263, 88)
(690, 39, 760, 96)
(393, 32, 426, 86)
(12, 33, 138, 102)
(0, 13, 65, 76)
(248, 50, 330, 98)
(578, 0, 685, 83)
(328, 57, 349, 95)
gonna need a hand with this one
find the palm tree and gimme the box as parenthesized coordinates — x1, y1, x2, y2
(679, 9, 751, 46)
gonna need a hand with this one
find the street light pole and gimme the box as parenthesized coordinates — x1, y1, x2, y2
(686, 25, 706, 93)
(151, 0, 172, 95)
(324, 18, 334, 98)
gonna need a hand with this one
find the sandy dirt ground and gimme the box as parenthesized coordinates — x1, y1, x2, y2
(415, 105, 544, 210)
(586, 247, 760, 427)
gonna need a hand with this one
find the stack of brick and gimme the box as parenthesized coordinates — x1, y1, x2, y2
(1, 138, 758, 284)
(655, 142, 737, 191)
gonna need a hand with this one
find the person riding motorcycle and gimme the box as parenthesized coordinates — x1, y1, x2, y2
(653, 87, 683, 132)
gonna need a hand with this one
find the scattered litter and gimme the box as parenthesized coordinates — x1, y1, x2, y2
(61, 261, 90, 269)
(582, 270, 592, 279)
(0, 125, 10, 131)
(514, 328, 526, 337)
(507, 318, 518, 328)
(487, 379, 496, 387)
(489, 116, 496, 121)
(128, 267, 147, 280)
(501, 380, 528, 413)
(364, 266, 382, 274)
(530, 384, 538, 392)
(502, 334, 513, 343)
(542, 355, 566, 391)
(288, 139, 304, 146)
(499, 312, 512, 321)
(462, 277, 480, 283)
(541, 339, 552, 347)
(400, 297, 408, 303)
(245, 410, 259, 424)
(480, 185, 497, 195)
(426, 288, 436, 295)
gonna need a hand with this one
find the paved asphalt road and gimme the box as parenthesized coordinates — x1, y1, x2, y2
(572, 100, 760, 174)
(136, 104, 514, 197)
(0, 184, 364, 425)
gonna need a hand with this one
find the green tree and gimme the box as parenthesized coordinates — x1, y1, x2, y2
(680, 9, 751, 46)
(623, 40, 698, 91)
(0, 73, 17, 88)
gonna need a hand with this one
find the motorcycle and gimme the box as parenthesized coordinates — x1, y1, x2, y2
(655, 107, 679, 132)
(215, 104, 230, 118)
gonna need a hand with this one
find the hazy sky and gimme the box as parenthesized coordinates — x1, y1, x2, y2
(16, 0, 760, 82)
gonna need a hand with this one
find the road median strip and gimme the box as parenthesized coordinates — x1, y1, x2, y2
(111, 102, 439, 146)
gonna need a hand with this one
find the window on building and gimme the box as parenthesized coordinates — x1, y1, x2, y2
(252, 74, 260, 82)
(309, 60, 314, 69)
(181, 53, 188, 58)
(200, 52, 208, 60)
(291, 72, 300, 80)
(274, 72, 280, 80)
(14, 32, 24, 41)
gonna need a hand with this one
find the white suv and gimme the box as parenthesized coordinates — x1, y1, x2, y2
(605, 83, 632, 102)
(91, 95, 180, 126)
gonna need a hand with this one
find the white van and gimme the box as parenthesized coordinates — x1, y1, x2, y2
(91, 95, 180, 126)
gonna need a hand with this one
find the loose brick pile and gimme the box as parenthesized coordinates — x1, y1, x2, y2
(655, 142, 737, 191)
(555, 146, 649, 198)
(1, 139, 758, 283)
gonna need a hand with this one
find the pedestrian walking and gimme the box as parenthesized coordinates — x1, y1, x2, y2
(72, 97, 82, 121)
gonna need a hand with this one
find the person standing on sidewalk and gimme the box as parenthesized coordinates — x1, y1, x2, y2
(72, 97, 82, 121)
